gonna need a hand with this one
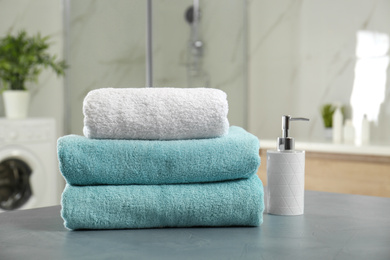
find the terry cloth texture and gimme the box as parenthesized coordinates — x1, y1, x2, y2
(82, 87, 229, 140)
(57, 126, 260, 185)
(61, 175, 264, 230)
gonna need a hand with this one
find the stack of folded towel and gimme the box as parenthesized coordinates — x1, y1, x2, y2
(58, 87, 264, 230)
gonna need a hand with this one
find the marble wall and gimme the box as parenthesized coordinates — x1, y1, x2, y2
(0, 0, 65, 137)
(67, 0, 247, 134)
(66, 0, 146, 134)
(248, 0, 390, 145)
(1, 0, 390, 146)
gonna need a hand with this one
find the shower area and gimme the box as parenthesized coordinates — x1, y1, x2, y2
(64, 0, 248, 135)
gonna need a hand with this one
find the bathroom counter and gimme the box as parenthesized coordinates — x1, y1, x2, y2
(258, 140, 390, 198)
(260, 139, 390, 157)
(1, 190, 389, 260)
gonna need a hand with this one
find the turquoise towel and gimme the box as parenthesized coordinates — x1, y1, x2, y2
(57, 126, 260, 185)
(61, 175, 264, 230)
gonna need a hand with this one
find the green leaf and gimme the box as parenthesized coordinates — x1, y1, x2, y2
(0, 30, 67, 91)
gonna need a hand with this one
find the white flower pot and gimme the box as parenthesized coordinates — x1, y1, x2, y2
(2, 90, 30, 119)
(324, 127, 333, 140)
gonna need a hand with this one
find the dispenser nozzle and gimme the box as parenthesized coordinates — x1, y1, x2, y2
(281, 115, 310, 138)
(278, 115, 310, 151)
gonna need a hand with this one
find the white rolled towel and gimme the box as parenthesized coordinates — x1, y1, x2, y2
(83, 87, 229, 140)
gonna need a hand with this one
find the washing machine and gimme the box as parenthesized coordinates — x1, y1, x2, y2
(0, 118, 61, 212)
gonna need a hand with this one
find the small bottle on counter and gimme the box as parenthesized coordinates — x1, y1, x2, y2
(343, 119, 355, 144)
(332, 106, 343, 144)
(361, 114, 370, 145)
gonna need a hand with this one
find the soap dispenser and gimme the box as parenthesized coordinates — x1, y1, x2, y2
(266, 115, 309, 216)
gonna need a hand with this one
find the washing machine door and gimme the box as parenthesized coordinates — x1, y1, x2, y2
(0, 158, 32, 210)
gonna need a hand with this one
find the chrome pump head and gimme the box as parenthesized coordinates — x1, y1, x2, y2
(277, 115, 310, 151)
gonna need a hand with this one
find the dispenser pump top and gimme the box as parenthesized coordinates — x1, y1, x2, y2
(277, 115, 309, 151)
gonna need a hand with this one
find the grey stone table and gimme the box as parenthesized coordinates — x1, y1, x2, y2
(0, 190, 389, 260)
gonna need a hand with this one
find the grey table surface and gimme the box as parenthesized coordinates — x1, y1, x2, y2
(0, 190, 389, 260)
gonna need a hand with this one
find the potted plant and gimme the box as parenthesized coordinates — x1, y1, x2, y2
(320, 103, 335, 140)
(0, 30, 67, 118)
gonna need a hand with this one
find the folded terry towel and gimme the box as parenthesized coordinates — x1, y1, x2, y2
(83, 87, 229, 140)
(61, 175, 264, 230)
(57, 126, 260, 185)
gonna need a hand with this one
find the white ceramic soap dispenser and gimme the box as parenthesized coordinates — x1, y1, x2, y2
(266, 115, 309, 216)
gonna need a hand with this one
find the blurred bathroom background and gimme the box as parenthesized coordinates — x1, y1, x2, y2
(1, 0, 390, 143)
(1, 0, 390, 203)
